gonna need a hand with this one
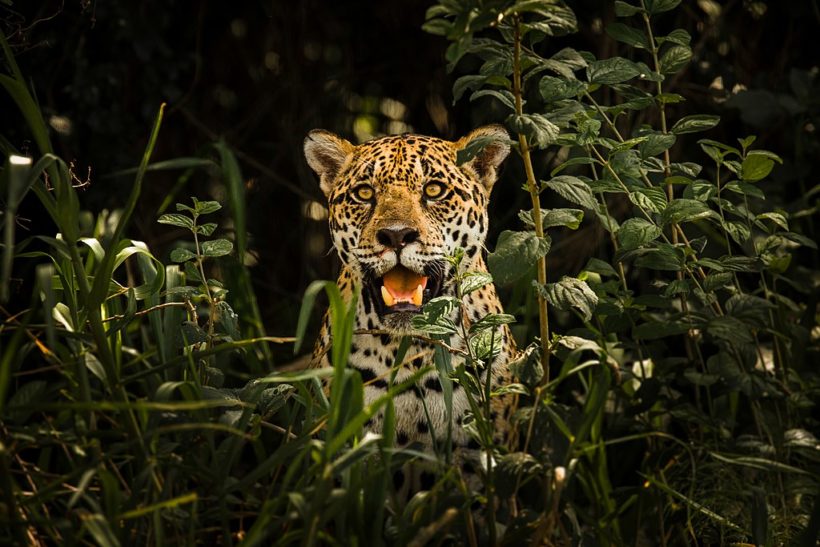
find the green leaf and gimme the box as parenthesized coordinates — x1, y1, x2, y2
(542, 175, 597, 210)
(584, 257, 618, 277)
(587, 57, 643, 84)
(508, 345, 543, 388)
(541, 276, 598, 321)
(614, 1, 644, 16)
(633, 243, 684, 271)
(469, 313, 516, 334)
(456, 135, 501, 166)
(661, 199, 718, 225)
(633, 320, 691, 339)
(180, 321, 208, 345)
(471, 89, 515, 110)
(723, 220, 751, 245)
(459, 271, 493, 295)
(639, 132, 676, 157)
(509, 113, 560, 148)
(518, 208, 584, 230)
(740, 154, 775, 181)
(411, 296, 459, 335)
(551, 156, 598, 176)
(196, 222, 217, 236)
(703, 272, 734, 292)
(201, 239, 233, 258)
(617, 218, 662, 250)
(659, 45, 692, 74)
(645, 0, 681, 14)
(452, 74, 486, 102)
(725, 181, 765, 200)
(158, 213, 194, 229)
(780, 231, 818, 249)
(756, 212, 788, 231)
(488, 230, 551, 285)
(707, 316, 754, 345)
(170, 248, 196, 263)
(606, 22, 649, 49)
(629, 186, 668, 214)
(671, 115, 720, 135)
(495, 452, 543, 498)
(194, 200, 222, 215)
(538, 75, 586, 102)
(662, 29, 692, 46)
(421, 17, 452, 36)
(725, 294, 776, 328)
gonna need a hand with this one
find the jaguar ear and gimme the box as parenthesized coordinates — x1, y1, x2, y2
(454, 125, 511, 191)
(304, 130, 355, 198)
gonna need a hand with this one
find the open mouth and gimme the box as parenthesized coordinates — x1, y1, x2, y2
(367, 264, 444, 316)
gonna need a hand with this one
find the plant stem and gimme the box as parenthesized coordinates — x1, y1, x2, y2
(513, 16, 551, 381)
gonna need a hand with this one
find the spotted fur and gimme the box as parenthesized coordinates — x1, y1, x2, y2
(303, 126, 517, 463)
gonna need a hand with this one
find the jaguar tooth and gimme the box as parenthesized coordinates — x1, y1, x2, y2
(412, 284, 424, 307)
(380, 285, 396, 307)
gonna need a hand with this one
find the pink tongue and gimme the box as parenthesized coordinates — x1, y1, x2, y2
(383, 266, 427, 299)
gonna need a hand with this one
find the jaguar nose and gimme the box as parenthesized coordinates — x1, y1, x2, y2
(376, 227, 419, 250)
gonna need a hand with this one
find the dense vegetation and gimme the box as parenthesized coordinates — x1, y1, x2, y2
(1, 1, 818, 545)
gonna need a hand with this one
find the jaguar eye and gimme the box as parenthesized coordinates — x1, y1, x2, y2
(423, 181, 446, 200)
(352, 184, 375, 202)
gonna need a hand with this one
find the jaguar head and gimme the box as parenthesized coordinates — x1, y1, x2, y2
(304, 126, 509, 329)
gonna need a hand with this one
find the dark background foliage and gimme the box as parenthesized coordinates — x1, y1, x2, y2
(2, 0, 817, 354)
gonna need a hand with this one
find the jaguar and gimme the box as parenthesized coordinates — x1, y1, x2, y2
(303, 125, 517, 469)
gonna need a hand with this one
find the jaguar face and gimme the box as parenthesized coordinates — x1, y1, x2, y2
(304, 126, 509, 329)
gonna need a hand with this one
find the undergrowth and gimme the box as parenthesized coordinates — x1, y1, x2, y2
(1, 1, 818, 546)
